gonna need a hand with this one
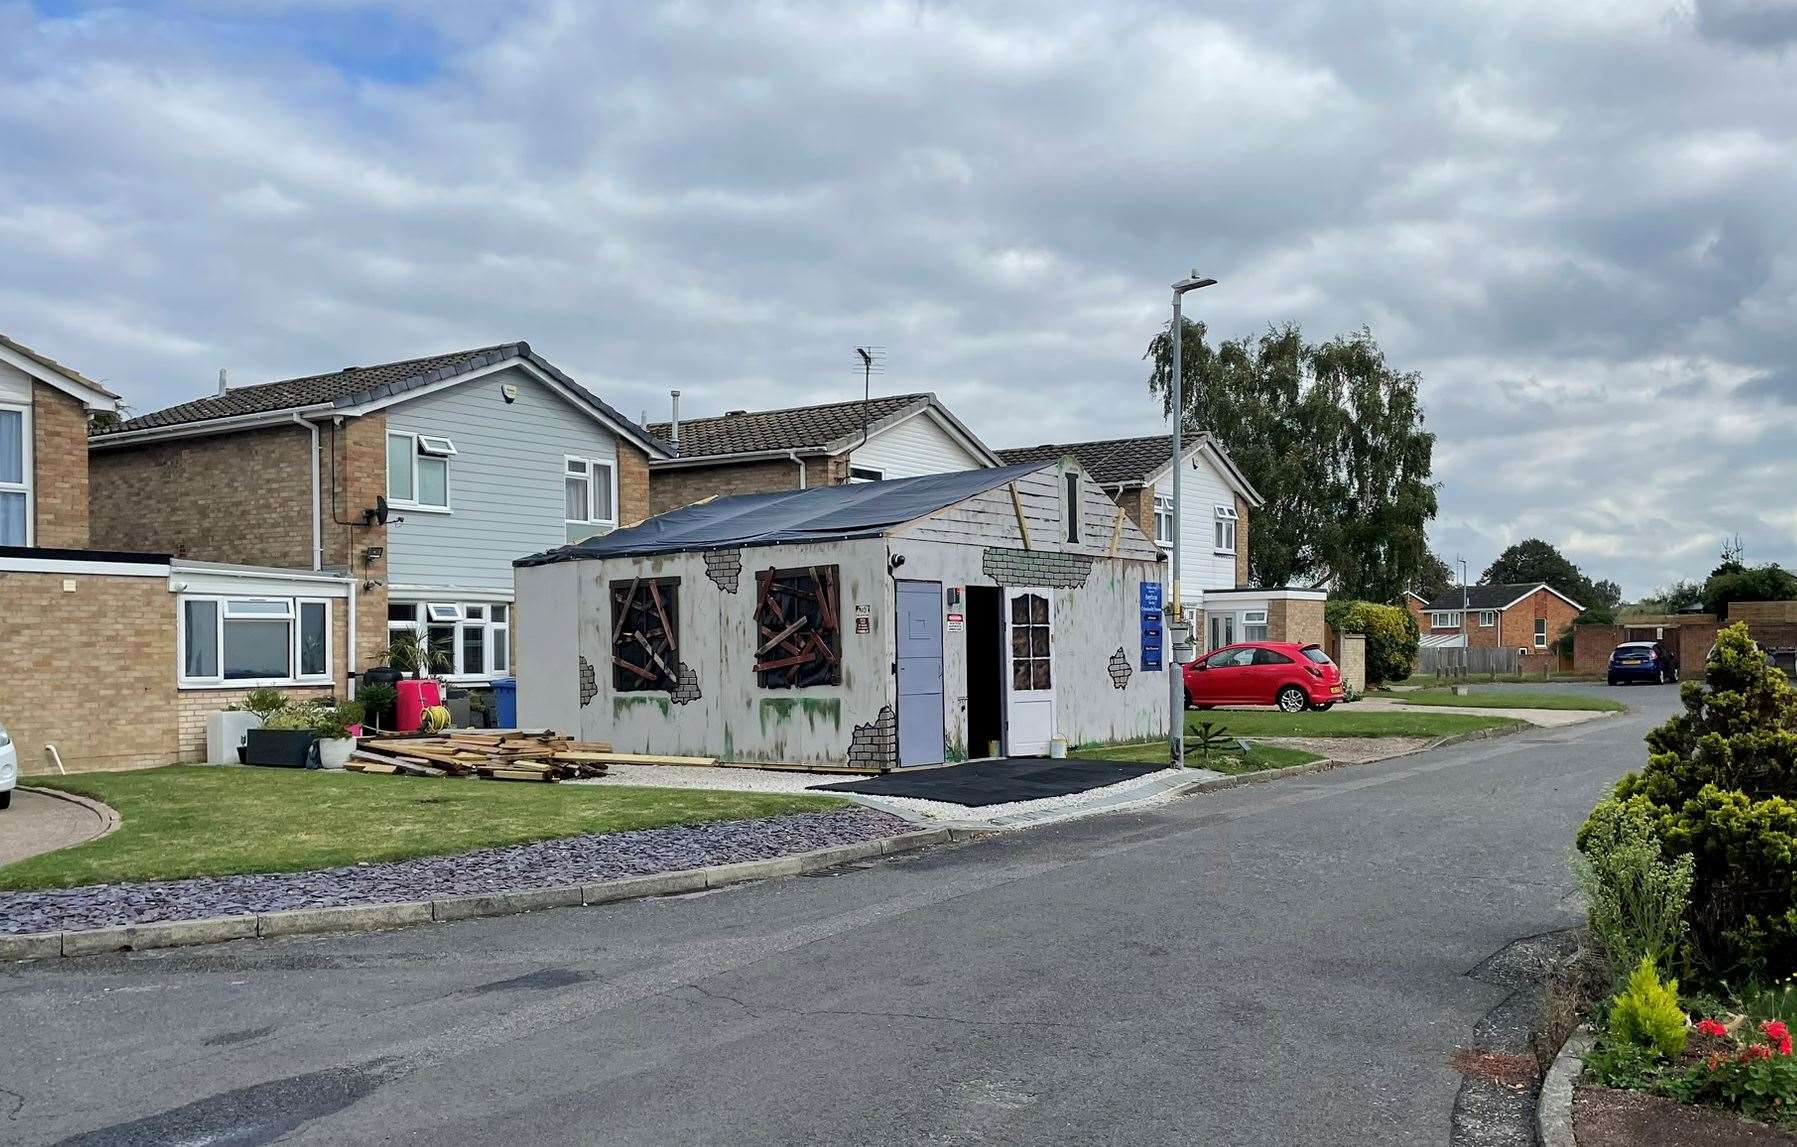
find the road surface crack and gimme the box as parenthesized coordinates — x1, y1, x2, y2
(1, 1086, 24, 1120)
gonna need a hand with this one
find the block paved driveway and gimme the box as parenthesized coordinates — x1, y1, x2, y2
(2, 683, 1679, 1146)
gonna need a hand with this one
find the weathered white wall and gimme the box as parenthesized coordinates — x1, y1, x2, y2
(515, 559, 582, 733)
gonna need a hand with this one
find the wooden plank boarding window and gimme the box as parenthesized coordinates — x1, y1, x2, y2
(611, 578, 680, 691)
(755, 566, 842, 688)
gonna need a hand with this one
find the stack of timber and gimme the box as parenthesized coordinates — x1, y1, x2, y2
(344, 731, 615, 782)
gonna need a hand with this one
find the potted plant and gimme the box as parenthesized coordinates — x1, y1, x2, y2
(468, 690, 494, 729)
(379, 632, 454, 731)
(356, 681, 398, 732)
(312, 699, 366, 770)
(245, 705, 319, 768)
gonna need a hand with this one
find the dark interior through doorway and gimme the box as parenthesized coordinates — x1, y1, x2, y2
(965, 585, 1004, 758)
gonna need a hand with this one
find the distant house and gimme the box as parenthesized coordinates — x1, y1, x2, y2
(1404, 583, 1584, 653)
(996, 433, 1303, 651)
(646, 393, 1000, 515)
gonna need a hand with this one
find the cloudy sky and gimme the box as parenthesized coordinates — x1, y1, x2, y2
(5, 0, 1795, 596)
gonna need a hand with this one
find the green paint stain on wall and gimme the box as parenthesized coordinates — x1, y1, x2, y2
(759, 697, 842, 735)
(722, 725, 736, 763)
(614, 695, 671, 719)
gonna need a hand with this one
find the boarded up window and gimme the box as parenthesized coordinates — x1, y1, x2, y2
(611, 578, 680, 692)
(755, 566, 842, 688)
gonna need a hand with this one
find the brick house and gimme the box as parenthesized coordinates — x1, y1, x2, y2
(2, 335, 359, 773)
(88, 343, 670, 693)
(646, 393, 1001, 515)
(997, 433, 1280, 650)
(1404, 583, 1584, 655)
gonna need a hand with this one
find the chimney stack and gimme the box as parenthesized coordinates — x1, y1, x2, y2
(670, 389, 681, 455)
(217, 368, 228, 396)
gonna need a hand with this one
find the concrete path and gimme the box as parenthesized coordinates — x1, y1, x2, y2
(0, 787, 113, 868)
(1353, 695, 1614, 727)
(0, 682, 1681, 1146)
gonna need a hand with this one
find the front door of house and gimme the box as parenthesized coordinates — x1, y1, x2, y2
(895, 580, 945, 767)
(1005, 588, 1055, 756)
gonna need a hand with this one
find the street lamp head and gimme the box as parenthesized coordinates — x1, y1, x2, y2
(1172, 274, 1217, 295)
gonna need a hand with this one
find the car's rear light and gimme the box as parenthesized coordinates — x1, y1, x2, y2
(1305, 664, 1323, 678)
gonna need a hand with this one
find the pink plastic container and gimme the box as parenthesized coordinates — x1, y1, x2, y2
(393, 679, 443, 733)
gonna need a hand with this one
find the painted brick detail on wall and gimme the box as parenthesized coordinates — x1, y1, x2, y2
(980, 547, 1094, 589)
(0, 572, 177, 773)
(847, 705, 897, 769)
(90, 425, 315, 566)
(704, 549, 743, 593)
(32, 382, 91, 547)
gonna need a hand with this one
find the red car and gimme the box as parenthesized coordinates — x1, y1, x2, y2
(1184, 641, 1344, 713)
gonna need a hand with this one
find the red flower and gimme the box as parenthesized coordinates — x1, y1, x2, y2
(1762, 1020, 1793, 1055)
(1742, 1043, 1775, 1062)
(1697, 1018, 1730, 1037)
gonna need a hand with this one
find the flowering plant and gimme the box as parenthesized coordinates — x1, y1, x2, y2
(1696, 1018, 1729, 1038)
(1674, 1017, 1797, 1119)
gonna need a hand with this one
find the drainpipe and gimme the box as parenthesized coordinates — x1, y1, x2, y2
(786, 451, 807, 489)
(346, 571, 358, 699)
(291, 414, 322, 571)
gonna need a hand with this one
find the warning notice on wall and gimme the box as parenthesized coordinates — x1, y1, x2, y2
(855, 616, 871, 634)
(946, 613, 964, 633)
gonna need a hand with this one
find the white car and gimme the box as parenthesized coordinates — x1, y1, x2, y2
(0, 719, 15, 809)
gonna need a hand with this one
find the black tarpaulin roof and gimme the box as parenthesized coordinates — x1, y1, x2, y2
(516, 462, 1049, 565)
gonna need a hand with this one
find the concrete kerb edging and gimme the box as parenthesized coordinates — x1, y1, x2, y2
(0, 828, 955, 962)
(1536, 1023, 1594, 1147)
(17, 785, 124, 843)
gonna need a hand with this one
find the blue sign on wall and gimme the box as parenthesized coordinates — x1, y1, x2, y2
(1140, 582, 1165, 671)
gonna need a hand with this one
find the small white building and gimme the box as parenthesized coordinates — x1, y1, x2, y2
(514, 460, 1170, 768)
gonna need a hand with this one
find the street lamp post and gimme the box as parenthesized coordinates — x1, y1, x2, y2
(1458, 556, 1470, 678)
(1168, 272, 1217, 768)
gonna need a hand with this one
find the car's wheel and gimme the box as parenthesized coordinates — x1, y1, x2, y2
(1276, 686, 1309, 714)
(1197, 704, 1215, 711)
(0, 790, 10, 810)
(1608, 676, 1619, 686)
(1314, 701, 1335, 712)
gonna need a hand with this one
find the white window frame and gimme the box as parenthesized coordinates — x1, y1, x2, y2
(177, 594, 333, 688)
(1242, 608, 1269, 642)
(564, 455, 619, 541)
(848, 466, 884, 483)
(1535, 617, 1548, 648)
(0, 400, 32, 547)
(1430, 611, 1463, 629)
(1213, 504, 1238, 555)
(1479, 610, 1498, 627)
(388, 598, 511, 682)
(386, 430, 452, 512)
(1153, 495, 1174, 548)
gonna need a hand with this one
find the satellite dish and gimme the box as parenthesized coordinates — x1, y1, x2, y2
(363, 495, 393, 527)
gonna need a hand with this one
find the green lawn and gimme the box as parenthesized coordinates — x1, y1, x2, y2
(1395, 688, 1625, 712)
(1184, 708, 1524, 738)
(2, 766, 847, 892)
(1074, 739, 1323, 775)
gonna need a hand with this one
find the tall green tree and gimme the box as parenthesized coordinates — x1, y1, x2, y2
(1146, 321, 1437, 601)
(1413, 552, 1457, 601)
(1703, 563, 1797, 616)
(1480, 538, 1620, 609)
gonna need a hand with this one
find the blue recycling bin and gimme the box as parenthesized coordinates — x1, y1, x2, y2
(492, 677, 518, 729)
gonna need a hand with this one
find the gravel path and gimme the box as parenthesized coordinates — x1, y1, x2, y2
(573, 763, 831, 794)
(0, 807, 912, 936)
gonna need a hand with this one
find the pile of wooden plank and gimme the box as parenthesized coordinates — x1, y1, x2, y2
(344, 731, 617, 782)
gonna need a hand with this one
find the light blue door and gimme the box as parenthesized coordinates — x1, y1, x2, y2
(895, 580, 945, 767)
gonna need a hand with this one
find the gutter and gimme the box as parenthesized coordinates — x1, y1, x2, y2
(649, 447, 829, 469)
(89, 403, 339, 450)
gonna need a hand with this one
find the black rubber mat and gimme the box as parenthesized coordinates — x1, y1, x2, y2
(811, 757, 1164, 807)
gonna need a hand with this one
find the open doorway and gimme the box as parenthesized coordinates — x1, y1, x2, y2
(964, 585, 1004, 758)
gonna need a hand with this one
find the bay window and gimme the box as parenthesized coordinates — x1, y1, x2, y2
(565, 456, 617, 542)
(0, 403, 28, 546)
(387, 431, 454, 510)
(388, 599, 510, 678)
(179, 596, 332, 686)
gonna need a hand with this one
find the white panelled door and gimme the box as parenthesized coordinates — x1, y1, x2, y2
(1004, 588, 1056, 756)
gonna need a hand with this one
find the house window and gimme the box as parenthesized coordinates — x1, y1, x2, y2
(1535, 617, 1548, 648)
(0, 403, 29, 546)
(1011, 593, 1052, 689)
(1479, 610, 1497, 627)
(848, 467, 884, 483)
(179, 596, 332, 686)
(388, 599, 510, 679)
(612, 578, 680, 692)
(386, 431, 453, 510)
(565, 456, 617, 542)
(755, 566, 842, 688)
(1153, 495, 1174, 548)
(1429, 611, 1463, 629)
(1214, 504, 1238, 554)
(1243, 609, 1269, 642)
(1064, 473, 1080, 542)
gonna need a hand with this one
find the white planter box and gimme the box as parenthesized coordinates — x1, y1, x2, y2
(205, 711, 264, 765)
(317, 738, 356, 770)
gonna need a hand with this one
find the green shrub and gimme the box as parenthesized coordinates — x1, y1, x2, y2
(1573, 798, 1695, 975)
(262, 708, 317, 731)
(1592, 623, 1797, 981)
(239, 688, 289, 720)
(1325, 600, 1418, 684)
(1609, 955, 1687, 1058)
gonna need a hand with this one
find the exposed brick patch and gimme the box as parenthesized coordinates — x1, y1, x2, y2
(704, 549, 742, 593)
(1107, 648, 1132, 689)
(578, 656, 597, 706)
(670, 662, 701, 705)
(847, 705, 897, 769)
(981, 547, 1093, 588)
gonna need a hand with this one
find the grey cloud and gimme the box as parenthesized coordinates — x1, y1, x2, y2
(1694, 0, 1797, 49)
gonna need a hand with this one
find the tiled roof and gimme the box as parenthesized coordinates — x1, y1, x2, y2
(94, 343, 666, 453)
(649, 393, 932, 458)
(0, 332, 120, 399)
(997, 434, 1178, 485)
(1416, 583, 1573, 612)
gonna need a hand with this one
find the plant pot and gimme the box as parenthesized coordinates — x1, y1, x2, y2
(316, 737, 356, 770)
(244, 728, 317, 768)
(205, 710, 264, 765)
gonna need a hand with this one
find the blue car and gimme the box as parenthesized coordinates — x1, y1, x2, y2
(1608, 641, 1677, 685)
